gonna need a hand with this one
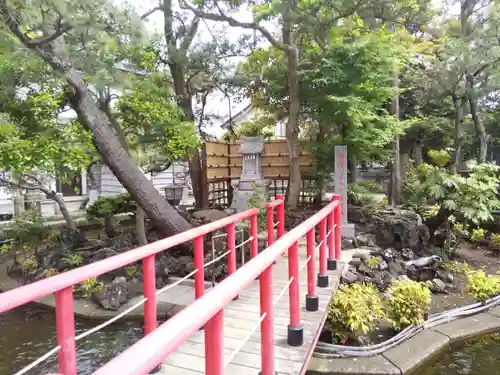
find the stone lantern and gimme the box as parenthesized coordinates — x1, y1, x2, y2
(230, 136, 269, 213)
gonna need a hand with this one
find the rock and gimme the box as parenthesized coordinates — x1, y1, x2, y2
(378, 258, 388, 271)
(92, 248, 119, 262)
(113, 276, 127, 284)
(437, 270, 454, 284)
(342, 270, 359, 284)
(369, 248, 383, 256)
(416, 267, 436, 282)
(388, 261, 405, 277)
(381, 248, 395, 262)
(431, 278, 446, 293)
(401, 248, 414, 260)
(353, 233, 376, 248)
(342, 238, 355, 250)
(157, 254, 195, 276)
(372, 271, 394, 291)
(398, 274, 410, 282)
(93, 278, 128, 311)
(352, 249, 371, 259)
(349, 258, 362, 267)
(362, 207, 429, 251)
(156, 277, 168, 289)
(357, 263, 375, 278)
(348, 205, 364, 223)
(127, 278, 143, 298)
(192, 209, 229, 224)
(405, 255, 442, 268)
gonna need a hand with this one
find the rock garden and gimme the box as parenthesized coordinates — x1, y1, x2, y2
(0, 188, 316, 312)
(318, 159, 500, 358)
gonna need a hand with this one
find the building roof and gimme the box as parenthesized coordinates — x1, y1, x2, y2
(220, 104, 253, 130)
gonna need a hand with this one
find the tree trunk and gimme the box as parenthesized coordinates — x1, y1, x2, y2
(424, 205, 450, 239)
(168, 62, 208, 209)
(136, 206, 147, 246)
(389, 67, 402, 205)
(51, 192, 77, 230)
(414, 142, 423, 166)
(348, 156, 358, 183)
(466, 74, 488, 163)
(65, 69, 192, 236)
(284, 47, 301, 210)
(450, 94, 465, 173)
(282, 0, 301, 210)
(314, 126, 325, 204)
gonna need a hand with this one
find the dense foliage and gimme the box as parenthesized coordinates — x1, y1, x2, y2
(384, 280, 432, 330)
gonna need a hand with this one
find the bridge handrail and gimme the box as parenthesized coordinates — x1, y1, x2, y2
(0, 207, 258, 313)
(92, 198, 340, 375)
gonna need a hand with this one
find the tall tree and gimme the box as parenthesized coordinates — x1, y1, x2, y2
(179, 0, 304, 208)
(0, 0, 193, 236)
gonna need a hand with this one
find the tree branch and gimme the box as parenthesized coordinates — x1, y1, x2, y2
(27, 17, 73, 46)
(141, 6, 162, 20)
(178, 0, 286, 51)
(181, 16, 200, 51)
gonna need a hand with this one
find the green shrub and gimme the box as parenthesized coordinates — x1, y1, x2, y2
(384, 280, 432, 330)
(366, 257, 380, 270)
(404, 161, 500, 228)
(75, 277, 104, 298)
(467, 270, 500, 302)
(20, 255, 38, 275)
(471, 228, 486, 243)
(347, 183, 377, 206)
(221, 116, 275, 141)
(489, 233, 500, 250)
(3, 211, 51, 254)
(63, 252, 83, 267)
(42, 268, 58, 278)
(441, 261, 472, 275)
(86, 193, 136, 219)
(126, 265, 137, 278)
(328, 283, 384, 343)
(356, 180, 385, 194)
(452, 222, 466, 234)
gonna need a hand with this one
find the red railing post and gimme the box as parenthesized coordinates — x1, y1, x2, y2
(327, 199, 337, 271)
(317, 218, 329, 288)
(259, 265, 275, 374)
(305, 228, 318, 312)
(143, 254, 157, 335)
(287, 241, 303, 346)
(276, 194, 285, 239)
(334, 195, 342, 260)
(194, 235, 205, 299)
(267, 205, 274, 246)
(55, 287, 77, 375)
(250, 212, 259, 259)
(205, 309, 224, 375)
(227, 223, 236, 275)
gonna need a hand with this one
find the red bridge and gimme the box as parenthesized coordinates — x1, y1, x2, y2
(0, 195, 344, 375)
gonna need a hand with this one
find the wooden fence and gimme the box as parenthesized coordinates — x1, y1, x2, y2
(202, 139, 317, 208)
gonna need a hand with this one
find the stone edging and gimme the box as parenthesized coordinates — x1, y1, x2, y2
(308, 308, 500, 375)
(0, 261, 212, 322)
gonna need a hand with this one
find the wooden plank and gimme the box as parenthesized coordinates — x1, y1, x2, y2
(175, 340, 304, 374)
(159, 242, 343, 375)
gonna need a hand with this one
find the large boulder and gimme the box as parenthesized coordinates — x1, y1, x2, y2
(93, 277, 128, 310)
(363, 207, 429, 251)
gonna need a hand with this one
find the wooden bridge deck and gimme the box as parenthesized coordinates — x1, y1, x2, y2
(158, 242, 342, 375)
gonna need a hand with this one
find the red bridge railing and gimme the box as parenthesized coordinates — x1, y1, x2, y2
(1, 194, 341, 375)
(1, 197, 286, 375)
(92, 196, 341, 375)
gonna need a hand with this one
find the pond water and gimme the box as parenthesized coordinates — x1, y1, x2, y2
(0, 305, 143, 375)
(3, 305, 500, 375)
(418, 333, 500, 375)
